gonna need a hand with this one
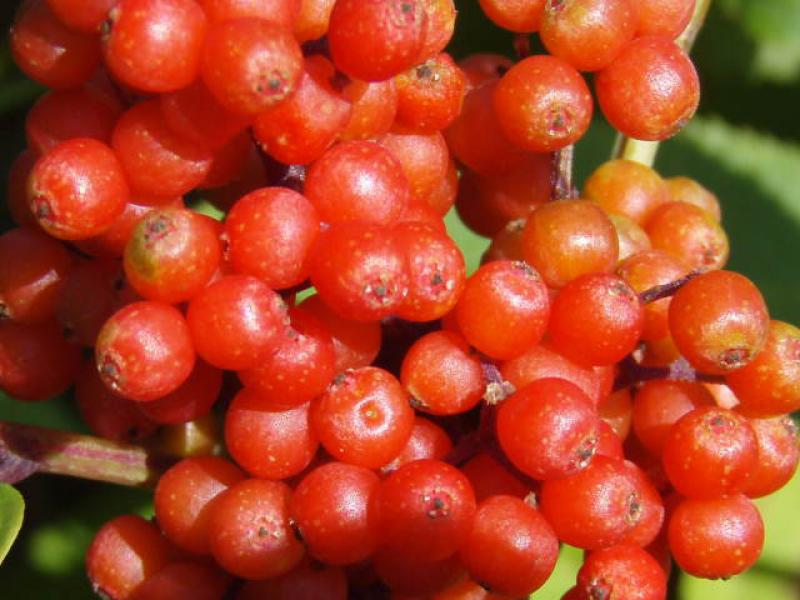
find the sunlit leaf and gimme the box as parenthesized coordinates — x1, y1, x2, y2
(0, 483, 24, 565)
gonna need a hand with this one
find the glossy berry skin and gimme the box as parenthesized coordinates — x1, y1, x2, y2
(460, 496, 558, 597)
(497, 378, 603, 480)
(209, 478, 305, 580)
(645, 201, 729, 272)
(236, 560, 347, 600)
(28, 138, 129, 240)
(137, 360, 223, 425)
(374, 551, 463, 596)
(25, 86, 122, 155)
(596, 36, 700, 141)
(112, 101, 212, 198)
(576, 545, 667, 600)
(631, 380, 714, 455)
(444, 80, 529, 177)
(727, 321, 800, 416)
(224, 187, 320, 291)
(494, 55, 592, 152)
(291, 462, 381, 565)
(583, 159, 669, 225)
(154, 456, 245, 555)
(417, 0, 456, 60)
(378, 130, 449, 208)
(394, 53, 467, 133)
(225, 390, 319, 480)
(10, 0, 101, 89)
(253, 55, 351, 166)
(201, 18, 304, 115)
(455, 261, 550, 360)
(549, 274, 644, 367)
(461, 452, 530, 502)
(86, 515, 174, 600)
(540, 0, 636, 72)
(45, 0, 118, 33)
(521, 200, 619, 289)
(380, 416, 453, 474)
(95, 301, 195, 402)
(198, 0, 300, 25)
(539, 456, 642, 550)
(308, 223, 410, 322)
(501, 341, 613, 407)
(669, 270, 769, 375)
(130, 561, 231, 600)
(372, 459, 477, 562)
(124, 208, 221, 303)
(304, 141, 411, 226)
(401, 331, 484, 416)
(665, 176, 722, 221)
(668, 494, 764, 579)
(0, 227, 73, 325)
(76, 362, 158, 442)
(328, 0, 427, 82)
(187, 275, 288, 371)
(744, 416, 800, 498)
(478, 0, 546, 32)
(340, 79, 399, 141)
(633, 0, 696, 39)
(0, 321, 81, 402)
(456, 153, 552, 237)
(103, 0, 207, 93)
(238, 308, 336, 409)
(617, 250, 690, 342)
(299, 294, 382, 372)
(662, 406, 758, 499)
(394, 221, 466, 322)
(310, 367, 414, 469)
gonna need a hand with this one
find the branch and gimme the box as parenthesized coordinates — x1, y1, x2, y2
(0, 421, 167, 488)
(612, 0, 714, 167)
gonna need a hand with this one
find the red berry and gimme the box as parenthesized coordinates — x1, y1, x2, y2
(497, 378, 602, 480)
(310, 367, 414, 469)
(460, 495, 559, 596)
(291, 462, 381, 565)
(576, 545, 667, 600)
(372, 459, 477, 562)
(95, 301, 195, 402)
(494, 55, 593, 152)
(596, 36, 700, 140)
(209, 478, 305, 580)
(29, 138, 129, 240)
(668, 494, 764, 579)
(328, 0, 427, 81)
(103, 0, 207, 93)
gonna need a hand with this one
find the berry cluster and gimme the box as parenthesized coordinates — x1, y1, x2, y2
(1, 0, 797, 599)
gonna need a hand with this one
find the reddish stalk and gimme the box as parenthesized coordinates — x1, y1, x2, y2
(0, 421, 168, 487)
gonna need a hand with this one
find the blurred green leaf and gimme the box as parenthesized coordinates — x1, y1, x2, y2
(0, 483, 24, 565)
(682, 567, 799, 600)
(717, 0, 800, 83)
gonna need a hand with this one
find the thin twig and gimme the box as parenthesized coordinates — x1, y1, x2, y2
(639, 270, 701, 304)
(552, 145, 577, 200)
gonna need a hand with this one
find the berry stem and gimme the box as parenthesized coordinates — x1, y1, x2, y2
(614, 355, 725, 390)
(612, 0, 714, 167)
(639, 270, 701, 304)
(0, 421, 167, 487)
(552, 145, 576, 200)
(513, 33, 532, 59)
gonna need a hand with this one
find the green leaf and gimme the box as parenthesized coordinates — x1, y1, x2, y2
(717, 0, 800, 83)
(0, 483, 24, 565)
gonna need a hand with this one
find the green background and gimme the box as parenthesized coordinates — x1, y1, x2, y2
(2, 0, 800, 597)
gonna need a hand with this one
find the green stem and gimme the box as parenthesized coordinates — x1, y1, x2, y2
(612, 0, 714, 167)
(0, 421, 166, 488)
